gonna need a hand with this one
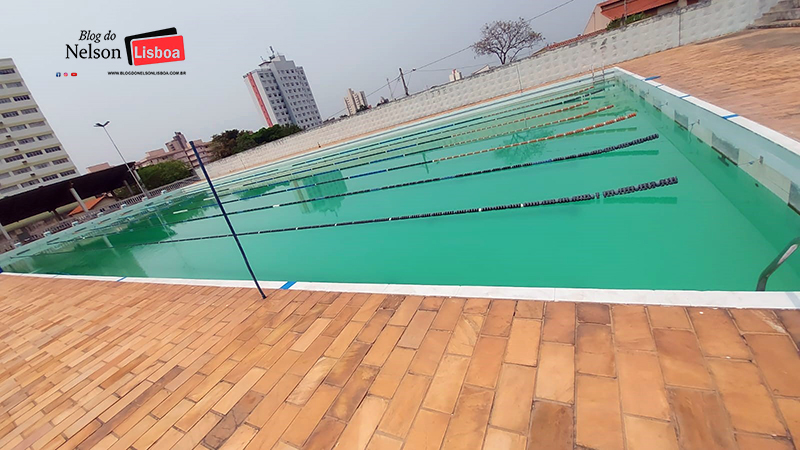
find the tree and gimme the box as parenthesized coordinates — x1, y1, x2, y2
(209, 129, 242, 160)
(473, 18, 544, 65)
(137, 160, 192, 190)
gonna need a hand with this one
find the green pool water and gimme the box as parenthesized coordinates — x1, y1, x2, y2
(4, 80, 800, 291)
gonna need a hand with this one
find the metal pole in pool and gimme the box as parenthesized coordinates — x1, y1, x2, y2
(189, 141, 266, 299)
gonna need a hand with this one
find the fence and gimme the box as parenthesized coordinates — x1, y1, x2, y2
(202, 0, 779, 179)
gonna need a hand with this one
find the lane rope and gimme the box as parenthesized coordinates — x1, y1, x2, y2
(29, 176, 678, 255)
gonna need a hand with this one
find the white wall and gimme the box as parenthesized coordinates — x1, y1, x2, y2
(204, 0, 779, 179)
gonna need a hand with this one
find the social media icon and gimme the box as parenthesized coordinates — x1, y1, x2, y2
(56, 72, 61, 77)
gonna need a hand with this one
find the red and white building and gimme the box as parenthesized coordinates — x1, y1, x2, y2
(243, 54, 322, 129)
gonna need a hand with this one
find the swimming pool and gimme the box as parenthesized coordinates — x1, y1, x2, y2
(4, 76, 800, 291)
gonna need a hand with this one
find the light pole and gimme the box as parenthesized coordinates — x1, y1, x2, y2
(94, 121, 148, 197)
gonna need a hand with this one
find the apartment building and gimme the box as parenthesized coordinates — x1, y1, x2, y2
(0, 58, 78, 198)
(344, 88, 368, 116)
(243, 54, 322, 129)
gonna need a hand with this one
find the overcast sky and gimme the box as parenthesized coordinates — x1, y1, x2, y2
(3, 0, 598, 172)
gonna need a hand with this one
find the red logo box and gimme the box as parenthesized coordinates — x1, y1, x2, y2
(131, 35, 184, 66)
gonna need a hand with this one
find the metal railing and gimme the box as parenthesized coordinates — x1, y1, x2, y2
(757, 237, 800, 291)
(0, 176, 200, 254)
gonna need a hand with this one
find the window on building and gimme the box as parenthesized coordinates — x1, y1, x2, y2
(12, 167, 31, 175)
(0, 68, 16, 75)
(20, 107, 37, 114)
(0, 185, 19, 194)
(12, 95, 30, 102)
(9, 124, 26, 131)
(0, 172, 9, 179)
(36, 133, 53, 141)
(0, 97, 10, 104)
(25, 150, 42, 158)
(44, 146, 61, 153)
(0, 142, 14, 150)
(28, 121, 45, 127)
(41, 174, 58, 182)
(60, 169, 76, 177)
(52, 158, 69, 165)
(2, 111, 19, 118)
(17, 137, 34, 144)
(5, 82, 23, 88)
(34, 162, 49, 169)
(20, 179, 40, 187)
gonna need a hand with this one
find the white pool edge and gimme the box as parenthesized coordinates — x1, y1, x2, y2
(2, 272, 798, 309)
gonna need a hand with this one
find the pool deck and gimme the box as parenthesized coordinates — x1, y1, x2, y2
(1, 274, 799, 449)
(620, 28, 800, 142)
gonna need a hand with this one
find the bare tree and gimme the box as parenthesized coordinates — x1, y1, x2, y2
(473, 18, 544, 65)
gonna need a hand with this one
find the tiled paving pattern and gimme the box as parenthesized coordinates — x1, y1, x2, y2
(1, 276, 799, 449)
(620, 28, 800, 141)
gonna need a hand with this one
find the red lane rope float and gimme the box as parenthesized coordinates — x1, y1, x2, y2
(238, 100, 598, 192)
(227, 85, 604, 191)
(435, 112, 636, 162)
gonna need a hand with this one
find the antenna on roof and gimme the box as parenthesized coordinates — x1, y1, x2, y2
(269, 46, 276, 58)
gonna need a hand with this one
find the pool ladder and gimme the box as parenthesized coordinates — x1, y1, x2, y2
(757, 237, 800, 291)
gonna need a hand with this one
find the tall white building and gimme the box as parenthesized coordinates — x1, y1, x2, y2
(0, 58, 78, 199)
(243, 54, 322, 129)
(344, 88, 368, 116)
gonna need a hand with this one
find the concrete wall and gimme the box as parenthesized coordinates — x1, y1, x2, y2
(203, 0, 779, 179)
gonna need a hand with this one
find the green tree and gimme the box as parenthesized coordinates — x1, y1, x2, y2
(209, 124, 304, 161)
(136, 160, 192, 190)
(235, 131, 257, 153)
(209, 129, 242, 160)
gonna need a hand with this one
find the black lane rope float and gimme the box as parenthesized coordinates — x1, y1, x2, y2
(62, 125, 650, 243)
(183, 110, 637, 215)
(164, 134, 660, 226)
(33, 176, 679, 255)
(229, 96, 605, 195)
(97, 111, 638, 238)
(213, 85, 605, 191)
(212, 105, 625, 214)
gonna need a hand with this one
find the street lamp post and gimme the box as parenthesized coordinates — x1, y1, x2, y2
(94, 121, 148, 197)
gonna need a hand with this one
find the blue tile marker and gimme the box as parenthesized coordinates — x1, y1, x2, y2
(280, 281, 297, 290)
(190, 142, 266, 299)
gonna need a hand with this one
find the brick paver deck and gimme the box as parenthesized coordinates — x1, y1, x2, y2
(1, 275, 799, 449)
(620, 28, 800, 141)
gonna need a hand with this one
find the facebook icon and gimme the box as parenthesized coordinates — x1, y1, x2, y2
(56, 72, 61, 77)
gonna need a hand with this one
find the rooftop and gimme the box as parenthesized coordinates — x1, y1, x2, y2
(0, 274, 798, 449)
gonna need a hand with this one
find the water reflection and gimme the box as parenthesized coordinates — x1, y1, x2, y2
(292, 170, 348, 214)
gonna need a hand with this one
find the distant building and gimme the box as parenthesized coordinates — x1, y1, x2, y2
(583, 4, 612, 33)
(165, 132, 213, 169)
(344, 88, 368, 116)
(243, 54, 322, 129)
(472, 65, 493, 76)
(448, 69, 463, 82)
(596, 0, 692, 24)
(136, 132, 213, 169)
(0, 58, 79, 199)
(86, 162, 112, 173)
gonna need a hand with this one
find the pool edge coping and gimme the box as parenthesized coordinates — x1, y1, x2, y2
(3, 272, 798, 309)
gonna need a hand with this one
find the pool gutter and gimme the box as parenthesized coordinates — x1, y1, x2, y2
(3, 272, 798, 309)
